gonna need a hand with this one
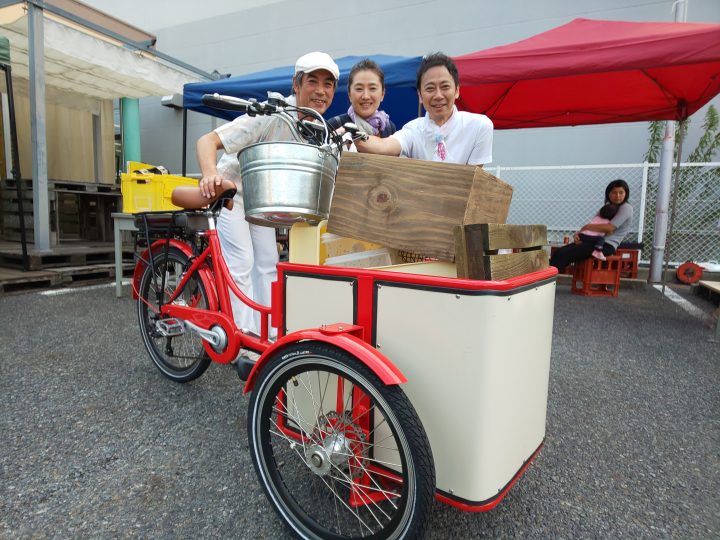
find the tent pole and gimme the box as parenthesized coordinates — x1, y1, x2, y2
(2, 65, 29, 271)
(28, 1, 50, 251)
(648, 120, 675, 283)
(661, 121, 685, 293)
(182, 107, 187, 177)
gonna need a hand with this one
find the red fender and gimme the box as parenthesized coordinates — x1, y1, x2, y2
(243, 326, 407, 394)
(131, 239, 218, 310)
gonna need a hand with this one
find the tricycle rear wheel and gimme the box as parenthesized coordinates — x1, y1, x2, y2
(247, 341, 435, 539)
(136, 246, 211, 382)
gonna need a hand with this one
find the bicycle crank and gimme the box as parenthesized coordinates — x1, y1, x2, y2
(183, 320, 228, 352)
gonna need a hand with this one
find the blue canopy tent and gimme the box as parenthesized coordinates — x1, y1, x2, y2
(181, 55, 422, 172)
(184, 54, 421, 124)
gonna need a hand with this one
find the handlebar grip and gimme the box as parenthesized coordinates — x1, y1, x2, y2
(201, 93, 250, 113)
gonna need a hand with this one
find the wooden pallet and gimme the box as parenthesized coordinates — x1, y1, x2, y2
(0, 250, 118, 270)
(0, 240, 134, 271)
(0, 262, 134, 295)
(0, 179, 121, 243)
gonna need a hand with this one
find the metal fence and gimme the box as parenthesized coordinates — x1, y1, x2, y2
(492, 162, 720, 265)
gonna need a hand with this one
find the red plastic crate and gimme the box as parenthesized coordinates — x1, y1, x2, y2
(616, 248, 639, 279)
(571, 255, 621, 297)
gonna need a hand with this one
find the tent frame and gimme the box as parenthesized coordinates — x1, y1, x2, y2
(1, 0, 214, 252)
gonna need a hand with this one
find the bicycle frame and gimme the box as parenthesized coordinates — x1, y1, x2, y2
(138, 214, 276, 364)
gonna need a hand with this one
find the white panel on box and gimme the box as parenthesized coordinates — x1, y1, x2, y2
(285, 275, 355, 333)
(375, 281, 555, 503)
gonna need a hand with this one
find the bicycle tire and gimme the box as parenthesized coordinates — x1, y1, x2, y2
(248, 341, 435, 539)
(136, 246, 212, 382)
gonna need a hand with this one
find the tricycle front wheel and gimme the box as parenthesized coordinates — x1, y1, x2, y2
(247, 342, 435, 539)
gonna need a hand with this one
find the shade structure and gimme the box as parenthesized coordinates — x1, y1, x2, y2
(183, 54, 422, 127)
(0, 6, 204, 100)
(453, 18, 720, 129)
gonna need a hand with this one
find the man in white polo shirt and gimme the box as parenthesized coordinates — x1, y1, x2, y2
(355, 52, 493, 166)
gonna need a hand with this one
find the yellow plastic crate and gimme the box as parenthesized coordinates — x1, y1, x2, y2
(120, 162, 197, 213)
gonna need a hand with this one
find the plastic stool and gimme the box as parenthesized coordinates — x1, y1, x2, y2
(615, 248, 639, 279)
(571, 255, 621, 297)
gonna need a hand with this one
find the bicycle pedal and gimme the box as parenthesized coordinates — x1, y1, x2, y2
(155, 318, 185, 337)
(233, 355, 255, 381)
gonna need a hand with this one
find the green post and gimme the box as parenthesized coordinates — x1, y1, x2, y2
(121, 97, 141, 167)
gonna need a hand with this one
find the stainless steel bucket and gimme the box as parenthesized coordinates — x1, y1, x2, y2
(237, 141, 339, 227)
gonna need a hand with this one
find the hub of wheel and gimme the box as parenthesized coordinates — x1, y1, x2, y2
(305, 432, 352, 477)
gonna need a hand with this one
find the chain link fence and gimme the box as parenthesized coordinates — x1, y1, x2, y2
(492, 162, 720, 266)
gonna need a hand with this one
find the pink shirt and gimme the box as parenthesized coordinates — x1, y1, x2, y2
(579, 215, 610, 237)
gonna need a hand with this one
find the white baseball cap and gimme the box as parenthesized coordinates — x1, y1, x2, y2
(294, 51, 340, 81)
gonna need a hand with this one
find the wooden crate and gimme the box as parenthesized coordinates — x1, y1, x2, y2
(328, 153, 513, 260)
(454, 223, 549, 280)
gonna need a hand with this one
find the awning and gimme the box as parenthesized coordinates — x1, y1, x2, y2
(183, 54, 422, 128)
(0, 2, 206, 99)
(453, 18, 720, 128)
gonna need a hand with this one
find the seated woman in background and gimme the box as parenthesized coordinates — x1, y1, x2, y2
(328, 59, 396, 138)
(550, 179, 634, 273)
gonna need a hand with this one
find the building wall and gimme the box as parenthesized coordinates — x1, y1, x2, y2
(85, 0, 720, 174)
(8, 85, 115, 183)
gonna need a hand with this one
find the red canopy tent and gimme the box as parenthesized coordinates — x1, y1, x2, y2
(453, 18, 720, 129)
(453, 18, 720, 283)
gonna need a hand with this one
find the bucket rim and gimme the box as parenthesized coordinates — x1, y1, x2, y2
(237, 140, 339, 165)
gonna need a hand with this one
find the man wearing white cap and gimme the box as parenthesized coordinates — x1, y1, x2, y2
(195, 51, 339, 338)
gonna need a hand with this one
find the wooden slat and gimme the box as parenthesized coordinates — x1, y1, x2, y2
(327, 153, 513, 260)
(481, 223, 547, 250)
(454, 223, 549, 280)
(464, 169, 513, 225)
(484, 250, 549, 281)
(698, 280, 720, 294)
(454, 223, 486, 279)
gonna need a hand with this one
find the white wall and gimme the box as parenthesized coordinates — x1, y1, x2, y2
(84, 0, 720, 173)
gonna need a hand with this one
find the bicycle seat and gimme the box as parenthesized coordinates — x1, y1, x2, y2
(209, 188, 237, 214)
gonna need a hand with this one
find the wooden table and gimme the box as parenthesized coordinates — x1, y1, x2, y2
(697, 280, 720, 339)
(112, 213, 137, 298)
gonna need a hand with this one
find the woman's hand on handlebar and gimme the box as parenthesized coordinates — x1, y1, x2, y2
(199, 174, 226, 198)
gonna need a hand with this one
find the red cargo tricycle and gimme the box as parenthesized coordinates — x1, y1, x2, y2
(131, 94, 556, 539)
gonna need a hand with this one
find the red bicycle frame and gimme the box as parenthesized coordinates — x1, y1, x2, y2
(147, 225, 276, 364)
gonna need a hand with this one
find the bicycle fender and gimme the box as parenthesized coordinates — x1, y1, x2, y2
(243, 327, 407, 394)
(131, 239, 218, 309)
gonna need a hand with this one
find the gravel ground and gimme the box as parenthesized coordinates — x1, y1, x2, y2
(0, 282, 718, 539)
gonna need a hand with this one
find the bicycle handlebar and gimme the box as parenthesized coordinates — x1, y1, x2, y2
(200, 92, 368, 150)
(201, 93, 253, 113)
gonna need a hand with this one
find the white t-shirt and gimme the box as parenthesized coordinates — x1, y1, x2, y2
(391, 107, 493, 165)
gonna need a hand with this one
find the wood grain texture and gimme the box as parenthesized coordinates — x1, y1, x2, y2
(464, 169, 513, 225)
(328, 153, 512, 260)
(454, 223, 549, 280)
(480, 223, 547, 250)
(484, 250, 549, 281)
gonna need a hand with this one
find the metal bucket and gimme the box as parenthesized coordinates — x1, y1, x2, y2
(237, 141, 339, 227)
